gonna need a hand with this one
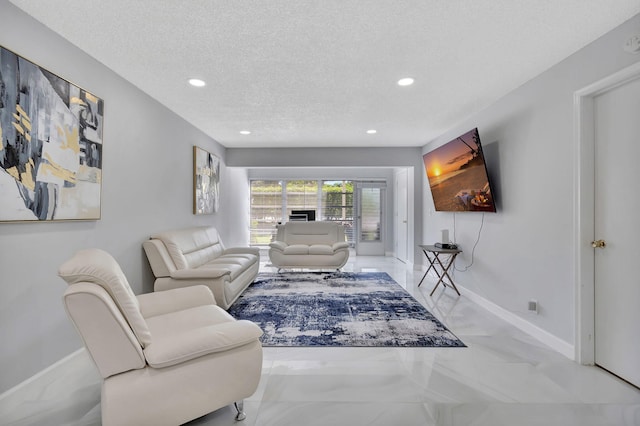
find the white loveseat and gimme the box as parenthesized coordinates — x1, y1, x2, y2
(268, 221, 350, 270)
(143, 226, 259, 309)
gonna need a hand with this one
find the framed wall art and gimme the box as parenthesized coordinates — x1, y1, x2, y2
(193, 145, 220, 215)
(0, 46, 104, 222)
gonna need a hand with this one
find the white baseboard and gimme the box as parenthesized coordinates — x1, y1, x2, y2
(386, 251, 413, 267)
(0, 348, 85, 401)
(459, 285, 575, 360)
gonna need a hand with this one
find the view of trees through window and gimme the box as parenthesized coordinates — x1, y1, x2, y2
(250, 180, 354, 246)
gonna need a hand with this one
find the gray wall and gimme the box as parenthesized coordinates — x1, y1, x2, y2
(0, 3, 250, 393)
(421, 14, 640, 346)
(228, 147, 424, 263)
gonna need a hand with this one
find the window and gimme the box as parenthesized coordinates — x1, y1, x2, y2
(249, 179, 355, 246)
(250, 180, 282, 245)
(285, 180, 318, 219)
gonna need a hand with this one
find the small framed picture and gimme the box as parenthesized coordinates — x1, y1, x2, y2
(193, 146, 220, 214)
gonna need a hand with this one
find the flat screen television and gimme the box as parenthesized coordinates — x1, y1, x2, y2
(423, 128, 496, 212)
(291, 209, 316, 221)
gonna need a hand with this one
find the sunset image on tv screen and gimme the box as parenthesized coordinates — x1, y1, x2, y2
(423, 128, 496, 212)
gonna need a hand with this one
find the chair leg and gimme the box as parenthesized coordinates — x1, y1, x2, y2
(234, 401, 246, 421)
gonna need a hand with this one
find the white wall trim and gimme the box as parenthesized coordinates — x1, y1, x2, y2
(573, 61, 640, 365)
(0, 348, 85, 401)
(459, 285, 575, 360)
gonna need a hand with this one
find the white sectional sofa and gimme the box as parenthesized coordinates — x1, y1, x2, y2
(268, 221, 350, 271)
(143, 226, 259, 309)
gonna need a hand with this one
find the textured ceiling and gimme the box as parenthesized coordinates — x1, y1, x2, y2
(9, 0, 640, 148)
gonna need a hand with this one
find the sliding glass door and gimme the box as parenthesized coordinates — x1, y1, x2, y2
(355, 182, 385, 256)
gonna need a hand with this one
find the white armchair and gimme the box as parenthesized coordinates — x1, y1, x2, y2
(58, 248, 263, 426)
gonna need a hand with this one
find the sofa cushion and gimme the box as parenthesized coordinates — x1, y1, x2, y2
(282, 244, 310, 255)
(216, 254, 256, 265)
(151, 227, 224, 270)
(200, 261, 244, 280)
(143, 304, 263, 368)
(308, 244, 335, 255)
(283, 222, 339, 246)
(145, 304, 234, 335)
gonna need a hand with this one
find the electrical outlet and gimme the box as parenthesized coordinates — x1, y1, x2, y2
(624, 34, 640, 54)
(528, 300, 538, 314)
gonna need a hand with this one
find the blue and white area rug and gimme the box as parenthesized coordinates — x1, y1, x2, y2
(228, 272, 465, 347)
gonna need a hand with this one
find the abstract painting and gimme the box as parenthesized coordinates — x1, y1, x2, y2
(193, 146, 220, 214)
(0, 46, 104, 222)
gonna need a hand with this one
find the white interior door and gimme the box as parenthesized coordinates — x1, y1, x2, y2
(395, 169, 408, 262)
(593, 75, 640, 388)
(355, 183, 385, 256)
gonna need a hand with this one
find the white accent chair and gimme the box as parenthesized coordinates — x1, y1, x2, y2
(58, 248, 263, 426)
(268, 221, 350, 271)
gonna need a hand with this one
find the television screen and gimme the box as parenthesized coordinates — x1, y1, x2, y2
(423, 128, 496, 212)
(291, 209, 316, 221)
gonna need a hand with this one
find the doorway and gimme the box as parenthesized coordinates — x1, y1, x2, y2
(575, 62, 640, 388)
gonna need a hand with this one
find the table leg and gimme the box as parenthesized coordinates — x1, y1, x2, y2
(418, 250, 437, 287)
(429, 253, 461, 296)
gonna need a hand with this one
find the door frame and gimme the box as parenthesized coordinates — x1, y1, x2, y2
(573, 61, 640, 365)
(394, 168, 409, 263)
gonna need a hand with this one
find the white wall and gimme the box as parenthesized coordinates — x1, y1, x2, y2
(0, 3, 250, 393)
(220, 167, 251, 247)
(421, 13, 640, 347)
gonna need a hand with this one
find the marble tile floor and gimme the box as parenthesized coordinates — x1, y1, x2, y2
(1, 255, 639, 426)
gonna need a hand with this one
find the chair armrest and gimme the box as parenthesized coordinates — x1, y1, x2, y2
(142, 239, 176, 277)
(143, 320, 263, 368)
(224, 246, 260, 256)
(170, 268, 230, 279)
(332, 242, 349, 250)
(137, 285, 216, 318)
(269, 241, 288, 251)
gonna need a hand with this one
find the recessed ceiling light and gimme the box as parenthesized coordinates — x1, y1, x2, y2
(239, 130, 251, 135)
(188, 78, 206, 87)
(366, 129, 377, 134)
(397, 77, 414, 86)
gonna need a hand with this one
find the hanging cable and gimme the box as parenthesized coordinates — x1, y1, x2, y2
(453, 212, 485, 272)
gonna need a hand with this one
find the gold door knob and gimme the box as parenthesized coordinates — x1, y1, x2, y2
(591, 240, 606, 248)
